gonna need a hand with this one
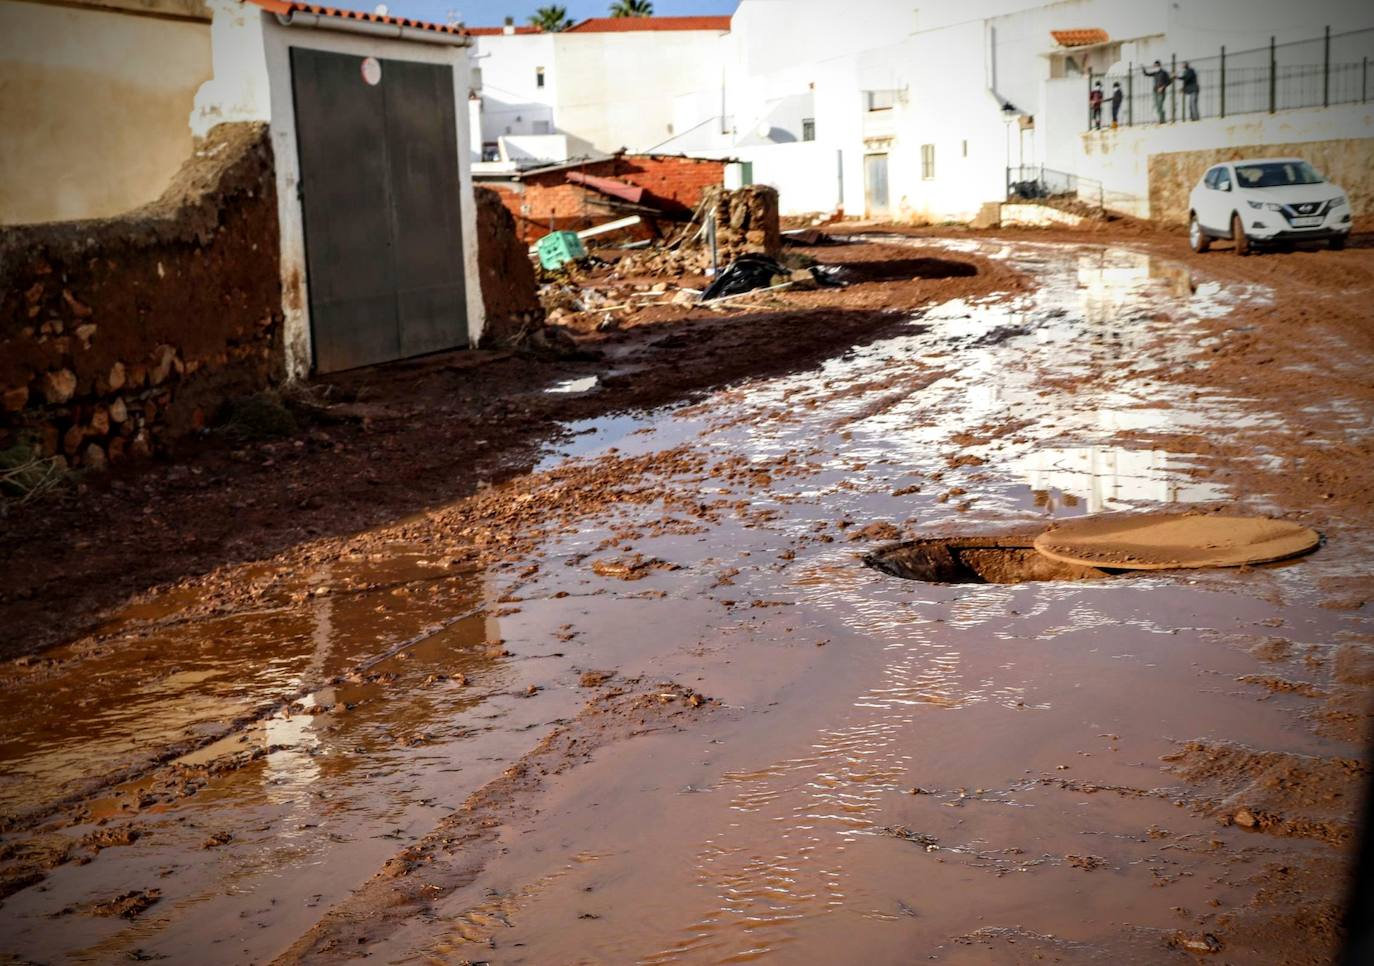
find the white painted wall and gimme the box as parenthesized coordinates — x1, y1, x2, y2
(1, 0, 213, 224)
(470, 32, 556, 148)
(199, 0, 484, 377)
(474, 27, 728, 158)
(1076, 102, 1374, 217)
(730, 141, 844, 214)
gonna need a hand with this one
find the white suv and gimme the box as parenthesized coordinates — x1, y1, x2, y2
(1188, 157, 1351, 254)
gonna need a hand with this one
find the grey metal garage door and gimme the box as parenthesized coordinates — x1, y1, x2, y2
(291, 48, 468, 374)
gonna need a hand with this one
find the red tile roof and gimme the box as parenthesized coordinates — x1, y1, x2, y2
(1050, 28, 1110, 47)
(564, 16, 732, 33)
(244, 0, 463, 35)
(466, 25, 542, 36)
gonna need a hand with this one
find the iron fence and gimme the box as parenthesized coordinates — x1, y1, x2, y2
(1006, 165, 1104, 209)
(1088, 25, 1374, 130)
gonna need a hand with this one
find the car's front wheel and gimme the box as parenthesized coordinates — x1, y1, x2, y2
(1231, 213, 1250, 255)
(1189, 214, 1210, 253)
(1330, 234, 1347, 251)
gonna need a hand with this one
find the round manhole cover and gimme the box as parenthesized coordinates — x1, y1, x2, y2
(1033, 513, 1319, 571)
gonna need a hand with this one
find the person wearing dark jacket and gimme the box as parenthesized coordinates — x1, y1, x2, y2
(1180, 62, 1200, 120)
(1143, 60, 1170, 123)
(1111, 81, 1123, 127)
(1089, 80, 1104, 129)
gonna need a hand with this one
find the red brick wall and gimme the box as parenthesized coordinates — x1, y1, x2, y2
(489, 155, 725, 244)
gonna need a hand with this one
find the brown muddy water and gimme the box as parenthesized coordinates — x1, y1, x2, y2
(1, 241, 1368, 964)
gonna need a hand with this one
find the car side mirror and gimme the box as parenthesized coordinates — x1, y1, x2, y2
(1220, 182, 1231, 192)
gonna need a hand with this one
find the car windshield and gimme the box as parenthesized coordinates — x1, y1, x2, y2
(1234, 161, 1324, 188)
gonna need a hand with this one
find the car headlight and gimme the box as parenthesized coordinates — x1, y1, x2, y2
(1246, 201, 1283, 211)
(1331, 195, 1348, 208)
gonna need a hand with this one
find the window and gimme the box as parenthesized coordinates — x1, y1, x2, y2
(1215, 167, 1232, 191)
(961, 139, 968, 158)
(921, 143, 935, 180)
(802, 117, 816, 141)
(865, 90, 896, 112)
(533, 120, 551, 135)
(535, 67, 545, 89)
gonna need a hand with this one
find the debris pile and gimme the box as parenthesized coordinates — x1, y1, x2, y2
(617, 185, 782, 277)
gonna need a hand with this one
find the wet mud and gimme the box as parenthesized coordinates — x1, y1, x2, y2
(1, 231, 1372, 964)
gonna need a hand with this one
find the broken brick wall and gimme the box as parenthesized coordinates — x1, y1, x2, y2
(0, 122, 283, 471)
(475, 185, 543, 347)
(490, 154, 727, 243)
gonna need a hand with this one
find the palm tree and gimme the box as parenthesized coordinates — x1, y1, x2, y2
(609, 0, 654, 16)
(528, 5, 572, 30)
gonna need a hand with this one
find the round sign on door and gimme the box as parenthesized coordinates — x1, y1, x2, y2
(361, 56, 382, 86)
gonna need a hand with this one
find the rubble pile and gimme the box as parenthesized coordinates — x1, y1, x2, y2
(617, 185, 781, 277)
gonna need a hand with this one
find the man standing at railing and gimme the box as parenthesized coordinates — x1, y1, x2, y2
(1111, 81, 1123, 127)
(1180, 61, 1200, 120)
(1143, 60, 1171, 123)
(1089, 80, 1104, 129)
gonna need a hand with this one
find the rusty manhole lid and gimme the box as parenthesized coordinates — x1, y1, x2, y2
(1032, 513, 1319, 571)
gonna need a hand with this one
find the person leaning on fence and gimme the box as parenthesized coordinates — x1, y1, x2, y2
(1111, 81, 1123, 127)
(1089, 80, 1104, 129)
(1142, 60, 1171, 123)
(1180, 61, 1199, 120)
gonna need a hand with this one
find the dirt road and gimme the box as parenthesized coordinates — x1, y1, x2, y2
(1, 230, 1371, 963)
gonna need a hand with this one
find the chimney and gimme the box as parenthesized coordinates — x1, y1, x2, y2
(503, 15, 514, 34)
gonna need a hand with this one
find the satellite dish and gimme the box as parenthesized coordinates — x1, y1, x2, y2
(374, 3, 389, 15)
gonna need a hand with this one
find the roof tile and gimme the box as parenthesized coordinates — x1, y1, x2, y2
(244, 0, 464, 35)
(1050, 28, 1110, 47)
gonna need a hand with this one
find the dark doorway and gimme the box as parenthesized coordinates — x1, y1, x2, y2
(291, 48, 469, 374)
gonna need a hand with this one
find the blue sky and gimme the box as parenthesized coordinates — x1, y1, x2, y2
(331, 0, 738, 29)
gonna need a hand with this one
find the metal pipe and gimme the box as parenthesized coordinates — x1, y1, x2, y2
(275, 11, 471, 47)
(1323, 26, 1330, 107)
(1170, 54, 1177, 122)
(1269, 37, 1276, 113)
(1220, 46, 1226, 118)
(1127, 62, 1134, 125)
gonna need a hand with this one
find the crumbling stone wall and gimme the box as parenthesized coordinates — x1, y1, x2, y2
(1148, 137, 1374, 225)
(618, 184, 781, 276)
(0, 122, 282, 470)
(475, 186, 543, 347)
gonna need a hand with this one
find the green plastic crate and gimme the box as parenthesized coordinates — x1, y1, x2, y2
(535, 230, 588, 270)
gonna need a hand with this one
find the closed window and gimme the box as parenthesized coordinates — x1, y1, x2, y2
(802, 117, 816, 141)
(535, 66, 545, 89)
(921, 143, 935, 180)
(866, 90, 896, 111)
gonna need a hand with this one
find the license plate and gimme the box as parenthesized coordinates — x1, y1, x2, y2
(1291, 216, 1323, 227)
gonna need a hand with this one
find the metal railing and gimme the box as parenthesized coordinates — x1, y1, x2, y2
(1006, 165, 1105, 210)
(1087, 25, 1374, 130)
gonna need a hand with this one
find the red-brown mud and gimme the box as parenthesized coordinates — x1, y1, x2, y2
(1, 224, 1371, 964)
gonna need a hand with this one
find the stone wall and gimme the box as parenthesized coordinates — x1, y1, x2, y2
(0, 122, 282, 471)
(1148, 137, 1374, 225)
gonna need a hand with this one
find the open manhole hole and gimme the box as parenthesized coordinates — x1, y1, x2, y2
(865, 515, 1320, 586)
(864, 535, 1117, 585)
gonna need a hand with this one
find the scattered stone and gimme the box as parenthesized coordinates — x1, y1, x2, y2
(91, 889, 161, 919)
(3, 385, 28, 412)
(42, 369, 77, 404)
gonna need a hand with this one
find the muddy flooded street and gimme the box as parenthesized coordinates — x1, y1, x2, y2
(2, 237, 1371, 964)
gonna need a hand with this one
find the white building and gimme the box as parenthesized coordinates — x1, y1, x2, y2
(469, 16, 732, 165)
(478, 0, 1373, 223)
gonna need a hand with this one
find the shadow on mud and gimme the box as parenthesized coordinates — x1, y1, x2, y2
(864, 535, 1121, 585)
(835, 257, 978, 283)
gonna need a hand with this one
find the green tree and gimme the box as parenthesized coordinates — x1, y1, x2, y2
(609, 0, 654, 16)
(528, 4, 572, 30)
